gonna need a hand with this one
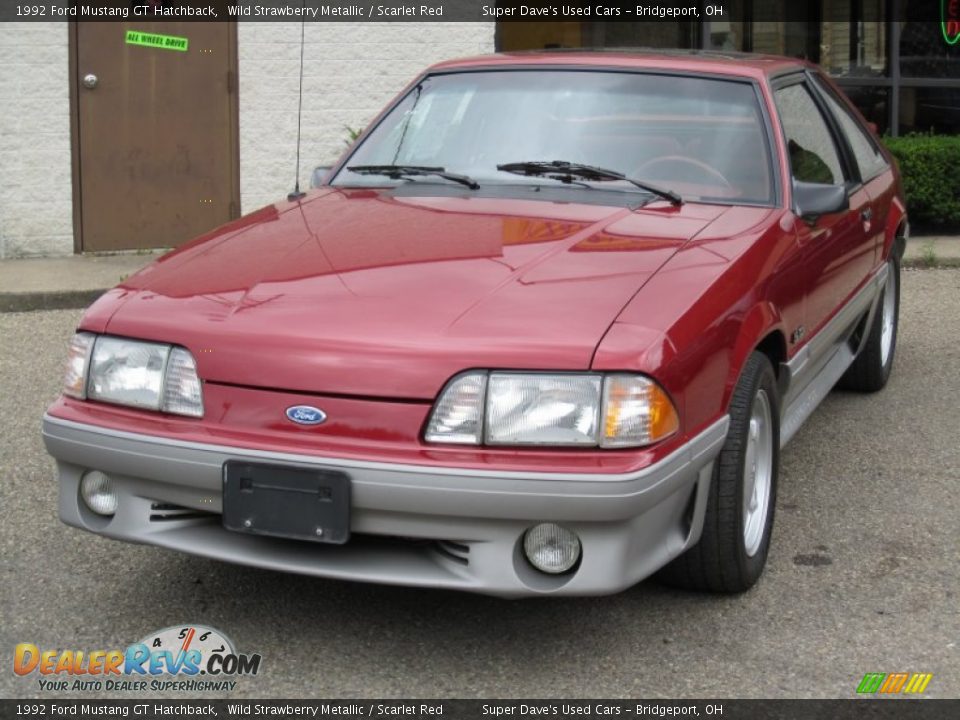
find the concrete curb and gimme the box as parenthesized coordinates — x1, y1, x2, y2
(903, 258, 960, 269)
(0, 289, 106, 314)
(0, 250, 163, 313)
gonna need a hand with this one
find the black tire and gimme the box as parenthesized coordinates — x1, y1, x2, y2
(659, 352, 780, 593)
(838, 256, 900, 393)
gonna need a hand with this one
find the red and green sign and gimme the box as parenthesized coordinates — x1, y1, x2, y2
(944, 0, 960, 45)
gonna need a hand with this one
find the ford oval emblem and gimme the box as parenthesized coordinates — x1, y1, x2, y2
(286, 405, 327, 426)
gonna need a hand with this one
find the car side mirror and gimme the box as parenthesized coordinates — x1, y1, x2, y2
(793, 181, 849, 224)
(310, 166, 334, 188)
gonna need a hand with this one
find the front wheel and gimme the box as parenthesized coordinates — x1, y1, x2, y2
(659, 352, 780, 593)
(839, 256, 900, 392)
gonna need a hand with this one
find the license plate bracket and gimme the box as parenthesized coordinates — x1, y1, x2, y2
(222, 461, 350, 544)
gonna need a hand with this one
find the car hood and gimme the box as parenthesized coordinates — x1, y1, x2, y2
(99, 188, 729, 399)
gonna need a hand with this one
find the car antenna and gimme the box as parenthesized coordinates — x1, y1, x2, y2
(287, 17, 307, 202)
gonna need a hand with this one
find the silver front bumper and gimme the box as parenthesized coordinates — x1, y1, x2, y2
(42, 414, 728, 597)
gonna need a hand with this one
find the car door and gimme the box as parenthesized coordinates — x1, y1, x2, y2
(773, 77, 875, 347)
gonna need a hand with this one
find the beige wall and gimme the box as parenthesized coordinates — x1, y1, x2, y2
(0, 23, 73, 258)
(237, 22, 495, 214)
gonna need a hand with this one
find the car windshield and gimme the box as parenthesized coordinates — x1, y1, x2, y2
(334, 70, 774, 205)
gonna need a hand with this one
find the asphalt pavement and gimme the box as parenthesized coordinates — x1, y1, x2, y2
(1, 268, 958, 700)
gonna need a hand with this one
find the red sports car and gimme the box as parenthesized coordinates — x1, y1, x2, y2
(43, 51, 905, 596)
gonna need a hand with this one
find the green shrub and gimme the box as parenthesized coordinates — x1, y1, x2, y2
(882, 134, 960, 231)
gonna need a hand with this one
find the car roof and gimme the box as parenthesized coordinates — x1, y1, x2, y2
(428, 49, 808, 81)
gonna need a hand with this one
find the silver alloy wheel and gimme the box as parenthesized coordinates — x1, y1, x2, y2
(742, 388, 773, 557)
(880, 264, 897, 367)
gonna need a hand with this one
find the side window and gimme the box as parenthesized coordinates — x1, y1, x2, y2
(813, 77, 889, 182)
(775, 83, 845, 186)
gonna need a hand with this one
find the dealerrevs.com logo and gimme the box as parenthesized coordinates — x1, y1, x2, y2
(14, 624, 262, 692)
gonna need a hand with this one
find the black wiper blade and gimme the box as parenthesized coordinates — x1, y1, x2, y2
(497, 160, 682, 206)
(347, 165, 479, 190)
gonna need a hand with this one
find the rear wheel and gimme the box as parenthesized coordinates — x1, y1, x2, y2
(659, 352, 780, 593)
(839, 256, 900, 392)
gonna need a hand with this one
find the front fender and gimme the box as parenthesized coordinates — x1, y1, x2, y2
(592, 208, 794, 442)
(726, 302, 788, 409)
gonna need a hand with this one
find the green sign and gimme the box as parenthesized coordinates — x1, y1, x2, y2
(125, 30, 189, 52)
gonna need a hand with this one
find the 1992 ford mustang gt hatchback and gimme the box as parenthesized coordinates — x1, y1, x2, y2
(43, 51, 905, 597)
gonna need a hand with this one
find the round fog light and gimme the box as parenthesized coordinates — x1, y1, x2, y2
(523, 523, 581, 575)
(81, 471, 118, 516)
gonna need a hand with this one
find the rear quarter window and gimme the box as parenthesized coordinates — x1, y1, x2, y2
(813, 76, 889, 182)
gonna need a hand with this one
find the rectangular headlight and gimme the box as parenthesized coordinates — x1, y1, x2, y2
(425, 371, 679, 448)
(485, 373, 601, 446)
(88, 337, 170, 410)
(64, 334, 206, 418)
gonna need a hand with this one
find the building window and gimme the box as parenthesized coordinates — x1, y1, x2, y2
(580, 22, 699, 49)
(497, 21, 698, 51)
(495, 0, 960, 136)
(839, 86, 891, 134)
(709, 0, 887, 73)
(899, 87, 960, 134)
(899, 0, 960, 77)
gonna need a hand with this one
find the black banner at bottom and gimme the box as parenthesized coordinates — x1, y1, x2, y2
(3, 700, 960, 720)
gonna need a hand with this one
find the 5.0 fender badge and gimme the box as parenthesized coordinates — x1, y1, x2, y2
(286, 406, 327, 425)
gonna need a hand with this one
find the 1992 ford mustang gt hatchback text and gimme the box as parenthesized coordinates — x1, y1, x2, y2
(43, 51, 905, 597)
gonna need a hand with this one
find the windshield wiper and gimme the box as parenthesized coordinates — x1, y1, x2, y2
(347, 165, 480, 190)
(497, 160, 682, 206)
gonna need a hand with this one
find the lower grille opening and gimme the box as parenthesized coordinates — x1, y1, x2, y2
(350, 535, 470, 567)
(152, 506, 471, 567)
(434, 540, 471, 566)
(680, 486, 698, 542)
(149, 502, 216, 523)
(226, 528, 470, 563)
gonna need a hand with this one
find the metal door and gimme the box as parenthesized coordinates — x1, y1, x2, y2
(73, 21, 238, 251)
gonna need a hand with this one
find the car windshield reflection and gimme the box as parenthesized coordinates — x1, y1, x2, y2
(333, 70, 774, 205)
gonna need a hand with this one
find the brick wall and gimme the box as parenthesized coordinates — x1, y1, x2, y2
(0, 23, 73, 258)
(237, 22, 495, 213)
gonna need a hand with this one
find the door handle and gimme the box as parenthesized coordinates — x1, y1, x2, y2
(82, 73, 98, 90)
